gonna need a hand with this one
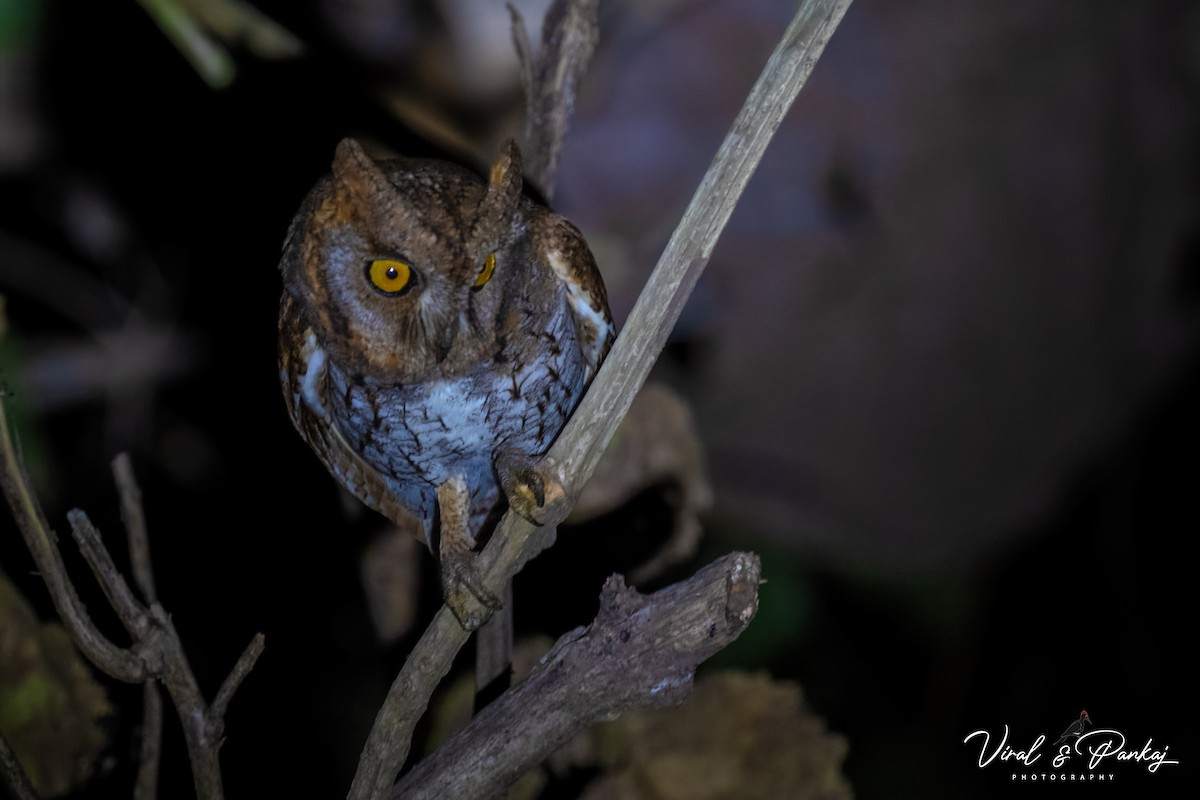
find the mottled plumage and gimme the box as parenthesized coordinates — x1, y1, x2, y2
(278, 138, 613, 627)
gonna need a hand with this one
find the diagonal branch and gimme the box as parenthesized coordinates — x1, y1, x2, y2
(348, 2, 854, 798)
(0, 729, 39, 800)
(114, 453, 158, 604)
(0, 396, 152, 683)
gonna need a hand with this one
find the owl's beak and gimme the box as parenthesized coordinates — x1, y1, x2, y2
(434, 318, 459, 363)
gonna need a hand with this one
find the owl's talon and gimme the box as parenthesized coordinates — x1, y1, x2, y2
(441, 552, 501, 631)
(496, 450, 566, 527)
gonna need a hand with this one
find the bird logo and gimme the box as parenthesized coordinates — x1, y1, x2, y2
(1053, 710, 1092, 747)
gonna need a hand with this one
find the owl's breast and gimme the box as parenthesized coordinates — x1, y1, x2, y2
(326, 291, 589, 531)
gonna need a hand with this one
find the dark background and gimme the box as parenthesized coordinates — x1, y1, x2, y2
(1, 0, 1196, 797)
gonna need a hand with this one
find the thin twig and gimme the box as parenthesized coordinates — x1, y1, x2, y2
(67, 510, 152, 640)
(544, 0, 855, 490)
(0, 397, 151, 683)
(0, 730, 39, 800)
(507, 4, 537, 116)
(114, 453, 158, 603)
(135, 681, 164, 800)
(348, 2, 853, 797)
(114, 455, 165, 800)
(211, 633, 266, 722)
(394, 553, 761, 800)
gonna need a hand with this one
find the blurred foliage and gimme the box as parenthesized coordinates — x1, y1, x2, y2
(0, 0, 39, 50)
(135, 0, 301, 88)
(566, 671, 851, 800)
(0, 569, 112, 797)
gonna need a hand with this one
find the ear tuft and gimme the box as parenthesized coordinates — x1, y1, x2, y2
(489, 139, 523, 193)
(331, 137, 396, 208)
(472, 139, 524, 250)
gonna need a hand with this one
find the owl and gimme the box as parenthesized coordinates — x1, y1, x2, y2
(278, 138, 613, 629)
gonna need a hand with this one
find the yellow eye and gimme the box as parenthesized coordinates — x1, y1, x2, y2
(367, 259, 412, 295)
(473, 253, 496, 289)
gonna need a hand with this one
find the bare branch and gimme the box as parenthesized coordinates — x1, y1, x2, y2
(394, 553, 761, 800)
(68, 509, 152, 639)
(0, 729, 39, 800)
(510, 0, 599, 199)
(114, 453, 158, 603)
(545, 0, 855, 494)
(135, 681, 164, 800)
(211, 633, 266, 723)
(0, 397, 151, 683)
(507, 4, 536, 114)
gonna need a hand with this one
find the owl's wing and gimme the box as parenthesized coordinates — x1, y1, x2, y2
(279, 293, 419, 535)
(535, 216, 616, 379)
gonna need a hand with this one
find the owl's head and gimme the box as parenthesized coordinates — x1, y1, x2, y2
(280, 138, 531, 382)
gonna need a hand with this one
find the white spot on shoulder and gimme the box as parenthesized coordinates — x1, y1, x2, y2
(546, 250, 614, 369)
(301, 333, 329, 418)
(546, 249, 572, 281)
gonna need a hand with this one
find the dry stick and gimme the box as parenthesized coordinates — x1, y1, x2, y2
(68, 511, 152, 637)
(348, 1, 854, 797)
(0, 729, 39, 800)
(394, 553, 761, 800)
(0, 399, 151, 683)
(135, 680, 163, 800)
(211, 633, 267, 722)
(114, 453, 158, 603)
(65, 508, 227, 799)
(114, 454, 164, 800)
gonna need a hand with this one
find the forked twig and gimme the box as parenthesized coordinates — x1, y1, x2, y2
(0, 393, 264, 799)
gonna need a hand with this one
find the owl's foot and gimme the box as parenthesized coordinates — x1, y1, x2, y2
(495, 450, 568, 527)
(437, 476, 501, 630)
(441, 550, 502, 631)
